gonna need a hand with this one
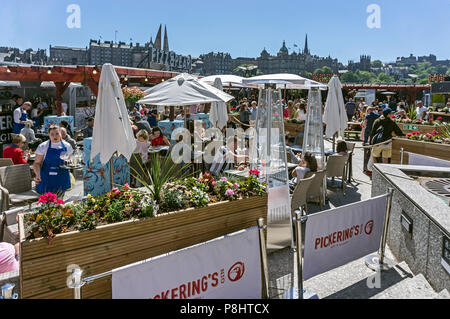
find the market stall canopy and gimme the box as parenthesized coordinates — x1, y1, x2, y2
(199, 75, 255, 88)
(242, 73, 327, 90)
(139, 73, 235, 106)
(0, 81, 21, 87)
(91, 64, 137, 165)
(209, 78, 229, 130)
(323, 75, 347, 139)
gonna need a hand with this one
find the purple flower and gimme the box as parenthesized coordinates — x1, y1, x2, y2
(225, 189, 235, 196)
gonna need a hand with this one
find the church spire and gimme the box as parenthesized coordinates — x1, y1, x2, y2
(304, 34, 310, 55)
(154, 24, 162, 50)
(163, 25, 169, 51)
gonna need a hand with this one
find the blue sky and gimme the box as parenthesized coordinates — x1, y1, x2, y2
(1, 0, 449, 64)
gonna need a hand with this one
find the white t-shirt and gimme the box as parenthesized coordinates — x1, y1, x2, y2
(35, 140, 74, 159)
(296, 110, 307, 122)
(13, 107, 26, 124)
(416, 106, 428, 120)
(294, 166, 310, 183)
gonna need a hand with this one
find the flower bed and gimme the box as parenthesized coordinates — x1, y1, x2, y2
(122, 87, 145, 105)
(19, 172, 268, 299)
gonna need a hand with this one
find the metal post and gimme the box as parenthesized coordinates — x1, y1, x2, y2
(365, 188, 395, 271)
(72, 268, 84, 300)
(400, 147, 404, 165)
(295, 210, 304, 299)
(379, 188, 394, 265)
(257, 218, 270, 299)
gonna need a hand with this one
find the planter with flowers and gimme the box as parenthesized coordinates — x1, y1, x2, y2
(122, 87, 146, 109)
(394, 118, 445, 136)
(18, 169, 268, 299)
(391, 125, 450, 164)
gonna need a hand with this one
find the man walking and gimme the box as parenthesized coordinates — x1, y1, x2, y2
(345, 98, 357, 122)
(370, 108, 404, 164)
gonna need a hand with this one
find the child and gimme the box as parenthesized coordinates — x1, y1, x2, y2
(135, 129, 151, 163)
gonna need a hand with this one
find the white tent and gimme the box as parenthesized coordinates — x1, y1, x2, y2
(243, 73, 327, 90)
(209, 78, 229, 130)
(139, 73, 234, 106)
(323, 75, 347, 139)
(199, 75, 253, 88)
(91, 64, 137, 166)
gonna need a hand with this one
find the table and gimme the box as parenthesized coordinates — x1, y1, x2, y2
(148, 146, 170, 154)
(225, 163, 297, 179)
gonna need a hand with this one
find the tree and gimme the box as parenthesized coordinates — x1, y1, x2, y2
(371, 60, 383, 68)
(314, 66, 333, 75)
(340, 71, 360, 83)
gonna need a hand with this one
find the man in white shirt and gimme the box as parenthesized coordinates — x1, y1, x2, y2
(416, 101, 428, 121)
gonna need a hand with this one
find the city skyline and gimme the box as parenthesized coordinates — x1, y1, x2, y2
(1, 0, 449, 64)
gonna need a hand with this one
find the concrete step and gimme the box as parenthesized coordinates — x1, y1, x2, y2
(372, 273, 437, 299)
(435, 289, 450, 299)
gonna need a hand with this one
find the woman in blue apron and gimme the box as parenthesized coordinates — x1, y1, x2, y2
(13, 102, 31, 134)
(33, 126, 72, 198)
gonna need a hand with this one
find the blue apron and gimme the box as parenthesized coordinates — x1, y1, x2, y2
(36, 141, 71, 194)
(13, 107, 27, 134)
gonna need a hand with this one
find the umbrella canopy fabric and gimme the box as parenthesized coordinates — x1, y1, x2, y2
(209, 78, 229, 130)
(91, 64, 137, 165)
(323, 76, 348, 139)
(242, 73, 327, 90)
(200, 75, 247, 88)
(0, 81, 21, 87)
(139, 73, 234, 106)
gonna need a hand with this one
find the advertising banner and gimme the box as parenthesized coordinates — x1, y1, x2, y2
(303, 195, 388, 280)
(112, 227, 262, 299)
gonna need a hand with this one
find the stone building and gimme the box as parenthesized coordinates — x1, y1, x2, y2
(49, 46, 89, 65)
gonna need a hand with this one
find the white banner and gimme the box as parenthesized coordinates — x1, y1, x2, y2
(112, 227, 262, 299)
(303, 195, 388, 280)
(407, 152, 450, 168)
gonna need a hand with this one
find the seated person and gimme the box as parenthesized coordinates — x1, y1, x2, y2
(0, 242, 19, 274)
(82, 117, 94, 138)
(210, 136, 248, 176)
(134, 114, 152, 135)
(3, 134, 30, 165)
(336, 140, 348, 155)
(20, 121, 41, 150)
(285, 136, 301, 164)
(59, 120, 73, 138)
(291, 152, 318, 184)
(60, 127, 77, 152)
(149, 127, 171, 147)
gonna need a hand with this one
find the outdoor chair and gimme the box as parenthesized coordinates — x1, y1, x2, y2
(291, 174, 315, 216)
(0, 164, 40, 212)
(0, 207, 24, 245)
(325, 154, 349, 196)
(304, 170, 327, 210)
(0, 158, 14, 168)
(345, 142, 356, 182)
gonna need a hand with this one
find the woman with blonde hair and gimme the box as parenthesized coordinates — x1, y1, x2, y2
(3, 134, 30, 165)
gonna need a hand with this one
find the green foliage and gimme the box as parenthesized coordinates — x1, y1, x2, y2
(371, 60, 383, 68)
(432, 94, 445, 104)
(407, 107, 417, 120)
(105, 200, 124, 223)
(314, 66, 333, 75)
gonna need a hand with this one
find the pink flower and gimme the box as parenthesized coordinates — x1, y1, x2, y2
(249, 169, 260, 177)
(437, 117, 443, 120)
(220, 177, 228, 182)
(233, 183, 240, 188)
(56, 199, 65, 205)
(225, 189, 235, 196)
(123, 183, 130, 190)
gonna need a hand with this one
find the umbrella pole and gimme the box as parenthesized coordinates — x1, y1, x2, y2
(109, 152, 116, 190)
(333, 133, 337, 153)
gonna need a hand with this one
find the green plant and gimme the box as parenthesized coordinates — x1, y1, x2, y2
(105, 200, 125, 223)
(130, 153, 192, 204)
(161, 188, 187, 212)
(407, 107, 417, 121)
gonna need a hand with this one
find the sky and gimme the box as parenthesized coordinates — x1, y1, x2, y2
(1, 0, 449, 64)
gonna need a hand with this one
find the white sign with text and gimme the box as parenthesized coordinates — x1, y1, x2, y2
(112, 227, 262, 299)
(303, 195, 388, 280)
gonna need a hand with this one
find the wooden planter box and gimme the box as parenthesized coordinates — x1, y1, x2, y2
(18, 194, 268, 299)
(284, 122, 304, 139)
(398, 124, 441, 135)
(392, 137, 450, 164)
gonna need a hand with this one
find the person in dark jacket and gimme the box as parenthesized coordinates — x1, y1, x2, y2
(362, 107, 380, 145)
(370, 108, 404, 163)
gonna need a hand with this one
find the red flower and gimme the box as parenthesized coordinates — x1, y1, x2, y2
(249, 169, 260, 177)
(437, 116, 443, 120)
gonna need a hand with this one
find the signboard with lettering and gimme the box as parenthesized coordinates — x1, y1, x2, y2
(403, 124, 419, 131)
(0, 112, 14, 155)
(149, 47, 192, 71)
